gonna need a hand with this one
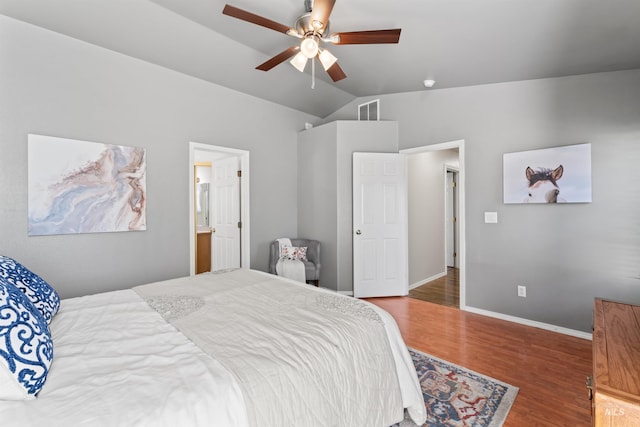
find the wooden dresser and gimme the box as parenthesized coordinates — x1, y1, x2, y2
(591, 298, 640, 426)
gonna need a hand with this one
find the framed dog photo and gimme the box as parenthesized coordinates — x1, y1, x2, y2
(503, 143, 592, 204)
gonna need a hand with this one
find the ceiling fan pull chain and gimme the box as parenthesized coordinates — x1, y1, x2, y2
(312, 57, 316, 89)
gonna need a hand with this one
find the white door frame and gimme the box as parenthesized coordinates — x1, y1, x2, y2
(188, 142, 250, 275)
(445, 166, 459, 268)
(400, 140, 466, 309)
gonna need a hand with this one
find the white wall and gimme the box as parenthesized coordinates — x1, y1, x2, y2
(0, 15, 318, 298)
(407, 149, 459, 287)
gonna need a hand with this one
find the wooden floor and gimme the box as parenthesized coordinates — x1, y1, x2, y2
(409, 267, 459, 308)
(365, 296, 593, 426)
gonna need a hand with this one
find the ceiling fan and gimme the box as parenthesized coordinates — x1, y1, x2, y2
(222, 0, 401, 83)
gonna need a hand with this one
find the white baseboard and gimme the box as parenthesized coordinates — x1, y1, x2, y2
(409, 271, 447, 290)
(464, 305, 592, 340)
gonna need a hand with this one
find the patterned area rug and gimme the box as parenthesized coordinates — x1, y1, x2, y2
(396, 348, 519, 427)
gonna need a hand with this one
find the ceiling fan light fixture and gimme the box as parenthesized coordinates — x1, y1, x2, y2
(222, 2, 402, 84)
(318, 49, 338, 70)
(300, 37, 319, 58)
(290, 52, 308, 72)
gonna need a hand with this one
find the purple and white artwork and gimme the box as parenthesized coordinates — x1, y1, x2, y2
(28, 134, 146, 236)
(503, 143, 592, 204)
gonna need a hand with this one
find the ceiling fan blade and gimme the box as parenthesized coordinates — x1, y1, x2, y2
(256, 46, 300, 71)
(223, 4, 293, 35)
(330, 29, 401, 45)
(326, 62, 346, 82)
(310, 0, 336, 31)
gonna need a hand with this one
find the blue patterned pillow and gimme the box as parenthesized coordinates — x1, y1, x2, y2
(0, 280, 54, 400)
(0, 256, 60, 324)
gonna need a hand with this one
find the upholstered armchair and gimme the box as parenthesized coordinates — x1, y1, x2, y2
(268, 239, 320, 286)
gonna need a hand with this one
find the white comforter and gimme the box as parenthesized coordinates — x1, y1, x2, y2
(0, 269, 425, 426)
(0, 288, 248, 426)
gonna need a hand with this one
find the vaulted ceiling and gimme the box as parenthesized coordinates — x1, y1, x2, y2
(2, 0, 640, 117)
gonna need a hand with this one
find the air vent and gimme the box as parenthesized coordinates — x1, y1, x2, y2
(358, 99, 379, 121)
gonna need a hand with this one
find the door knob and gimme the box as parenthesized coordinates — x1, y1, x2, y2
(355, 230, 362, 235)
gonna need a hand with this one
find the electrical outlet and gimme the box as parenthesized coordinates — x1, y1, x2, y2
(517, 285, 527, 298)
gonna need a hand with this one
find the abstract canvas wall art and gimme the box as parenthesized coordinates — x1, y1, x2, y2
(503, 143, 592, 204)
(28, 134, 146, 235)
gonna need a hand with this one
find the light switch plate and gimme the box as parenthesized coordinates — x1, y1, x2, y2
(484, 212, 498, 223)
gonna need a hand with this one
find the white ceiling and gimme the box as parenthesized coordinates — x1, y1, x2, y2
(2, 0, 640, 117)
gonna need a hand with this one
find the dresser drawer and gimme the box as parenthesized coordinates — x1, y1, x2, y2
(592, 299, 640, 426)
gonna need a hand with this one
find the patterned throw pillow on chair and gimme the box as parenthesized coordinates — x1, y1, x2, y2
(0, 280, 54, 400)
(0, 256, 60, 324)
(281, 246, 308, 261)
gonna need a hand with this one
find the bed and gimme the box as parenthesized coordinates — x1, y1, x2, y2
(1, 259, 426, 426)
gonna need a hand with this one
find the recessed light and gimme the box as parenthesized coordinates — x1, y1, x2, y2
(423, 79, 436, 88)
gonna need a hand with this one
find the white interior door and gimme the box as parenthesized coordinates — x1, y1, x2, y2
(353, 152, 408, 298)
(211, 156, 240, 270)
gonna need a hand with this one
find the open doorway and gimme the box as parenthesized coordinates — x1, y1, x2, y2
(401, 140, 465, 309)
(194, 162, 213, 273)
(188, 142, 250, 276)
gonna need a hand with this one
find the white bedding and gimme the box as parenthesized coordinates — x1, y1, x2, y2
(0, 269, 425, 426)
(0, 289, 248, 427)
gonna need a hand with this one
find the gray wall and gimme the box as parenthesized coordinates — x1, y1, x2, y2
(325, 70, 640, 332)
(335, 122, 399, 293)
(3, 14, 639, 333)
(0, 16, 317, 298)
(298, 123, 339, 289)
(298, 121, 399, 293)
(407, 149, 459, 286)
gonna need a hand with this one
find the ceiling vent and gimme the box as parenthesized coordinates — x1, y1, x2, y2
(358, 99, 379, 121)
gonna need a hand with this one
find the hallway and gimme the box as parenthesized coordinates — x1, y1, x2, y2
(408, 267, 459, 308)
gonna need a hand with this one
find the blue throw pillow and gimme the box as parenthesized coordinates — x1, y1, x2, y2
(0, 256, 60, 324)
(0, 280, 54, 400)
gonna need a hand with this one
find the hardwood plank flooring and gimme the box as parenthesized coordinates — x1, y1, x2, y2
(365, 296, 593, 426)
(409, 267, 459, 308)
